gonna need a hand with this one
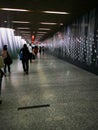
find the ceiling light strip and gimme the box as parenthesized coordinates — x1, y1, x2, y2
(43, 11, 69, 14)
(12, 21, 30, 23)
(40, 22, 57, 25)
(0, 8, 30, 12)
(38, 28, 51, 30)
(17, 27, 30, 29)
(37, 31, 47, 33)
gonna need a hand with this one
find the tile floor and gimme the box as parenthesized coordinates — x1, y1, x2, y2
(0, 54, 98, 130)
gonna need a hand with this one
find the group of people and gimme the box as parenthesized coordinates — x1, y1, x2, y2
(0, 43, 45, 104)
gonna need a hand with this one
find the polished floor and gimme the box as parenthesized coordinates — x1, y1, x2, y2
(0, 54, 98, 130)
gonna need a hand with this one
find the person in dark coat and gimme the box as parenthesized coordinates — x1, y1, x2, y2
(20, 44, 30, 74)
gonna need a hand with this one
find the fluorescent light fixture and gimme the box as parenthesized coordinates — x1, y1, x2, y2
(12, 21, 30, 23)
(0, 8, 30, 12)
(36, 33, 44, 35)
(37, 31, 47, 33)
(43, 11, 69, 14)
(20, 31, 31, 33)
(22, 34, 30, 35)
(37, 35, 42, 37)
(20, 31, 31, 34)
(38, 28, 51, 30)
(40, 22, 57, 25)
(17, 27, 30, 29)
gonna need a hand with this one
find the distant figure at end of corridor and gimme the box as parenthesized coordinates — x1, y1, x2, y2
(42, 46, 45, 55)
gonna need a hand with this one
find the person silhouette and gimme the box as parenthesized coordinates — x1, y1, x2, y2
(1, 45, 12, 74)
(20, 44, 30, 74)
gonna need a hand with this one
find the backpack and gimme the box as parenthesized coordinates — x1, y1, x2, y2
(19, 51, 23, 60)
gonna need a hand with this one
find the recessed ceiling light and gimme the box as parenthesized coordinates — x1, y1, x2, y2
(40, 22, 57, 25)
(42, 11, 69, 14)
(0, 8, 30, 12)
(60, 23, 63, 25)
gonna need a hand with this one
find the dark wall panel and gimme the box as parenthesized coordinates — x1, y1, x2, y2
(44, 8, 98, 75)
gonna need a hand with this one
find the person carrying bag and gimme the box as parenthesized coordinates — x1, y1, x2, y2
(1, 45, 12, 74)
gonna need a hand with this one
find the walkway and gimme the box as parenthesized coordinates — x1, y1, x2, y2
(0, 54, 98, 130)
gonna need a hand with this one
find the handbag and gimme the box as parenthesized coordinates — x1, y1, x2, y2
(0, 56, 4, 68)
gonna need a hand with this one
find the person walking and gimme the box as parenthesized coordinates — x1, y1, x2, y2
(42, 46, 45, 55)
(1, 45, 12, 74)
(20, 44, 30, 74)
(34, 46, 38, 59)
(39, 46, 42, 54)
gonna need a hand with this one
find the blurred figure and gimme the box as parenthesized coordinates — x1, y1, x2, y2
(32, 47, 35, 60)
(28, 43, 33, 63)
(39, 46, 42, 55)
(42, 46, 45, 55)
(38, 46, 42, 59)
(0, 69, 6, 104)
(34, 46, 38, 59)
(1, 45, 12, 74)
(0, 56, 6, 104)
(20, 44, 30, 74)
